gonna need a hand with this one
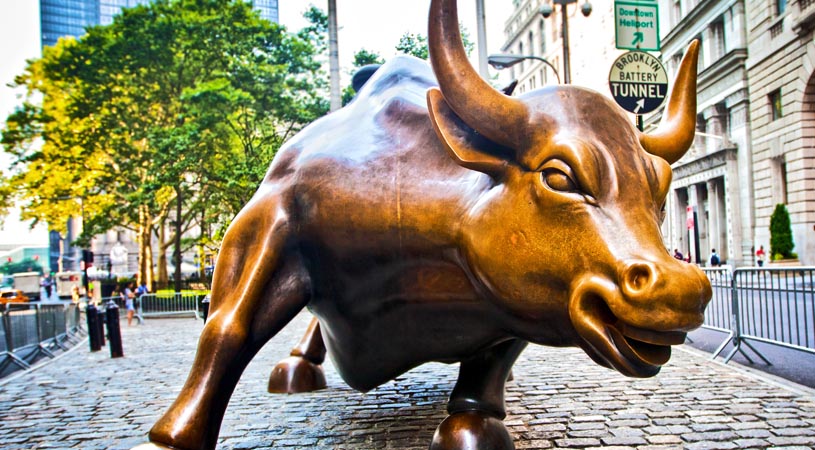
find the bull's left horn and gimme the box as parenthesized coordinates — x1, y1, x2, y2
(428, 0, 527, 149)
(640, 40, 699, 164)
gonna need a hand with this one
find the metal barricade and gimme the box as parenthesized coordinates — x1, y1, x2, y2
(139, 293, 201, 318)
(729, 267, 815, 361)
(701, 267, 735, 357)
(0, 304, 31, 371)
(5, 304, 41, 361)
(702, 266, 815, 365)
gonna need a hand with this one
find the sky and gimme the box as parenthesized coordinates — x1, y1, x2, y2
(0, 0, 515, 247)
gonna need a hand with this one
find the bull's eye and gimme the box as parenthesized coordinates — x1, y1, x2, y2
(659, 202, 667, 224)
(542, 169, 578, 192)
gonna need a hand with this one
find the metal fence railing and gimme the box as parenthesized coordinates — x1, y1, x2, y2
(139, 293, 203, 318)
(701, 267, 815, 364)
(0, 302, 84, 374)
(100, 293, 205, 322)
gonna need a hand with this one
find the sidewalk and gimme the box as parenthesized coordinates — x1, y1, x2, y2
(1, 312, 814, 449)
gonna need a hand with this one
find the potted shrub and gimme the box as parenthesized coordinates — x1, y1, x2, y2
(769, 204, 797, 262)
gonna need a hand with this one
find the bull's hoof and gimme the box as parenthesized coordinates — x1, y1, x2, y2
(430, 411, 515, 450)
(268, 356, 327, 393)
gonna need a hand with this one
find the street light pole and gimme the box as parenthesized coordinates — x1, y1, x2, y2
(539, 0, 592, 85)
(559, 2, 572, 85)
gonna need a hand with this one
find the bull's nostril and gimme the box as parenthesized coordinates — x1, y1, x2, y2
(625, 263, 653, 293)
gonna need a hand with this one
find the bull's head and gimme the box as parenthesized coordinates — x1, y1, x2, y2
(426, 0, 711, 378)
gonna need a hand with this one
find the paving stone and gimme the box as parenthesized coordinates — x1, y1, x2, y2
(1, 313, 815, 449)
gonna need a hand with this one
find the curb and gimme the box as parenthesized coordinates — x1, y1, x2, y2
(677, 344, 815, 397)
(0, 335, 88, 387)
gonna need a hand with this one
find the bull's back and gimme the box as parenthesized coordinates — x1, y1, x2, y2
(270, 56, 486, 252)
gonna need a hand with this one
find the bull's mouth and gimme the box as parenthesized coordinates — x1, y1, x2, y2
(569, 281, 686, 378)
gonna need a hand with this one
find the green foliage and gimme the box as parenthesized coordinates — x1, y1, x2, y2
(1, 258, 44, 276)
(396, 33, 429, 60)
(353, 49, 385, 67)
(1, 0, 329, 283)
(769, 204, 795, 259)
(396, 25, 474, 60)
(342, 48, 386, 106)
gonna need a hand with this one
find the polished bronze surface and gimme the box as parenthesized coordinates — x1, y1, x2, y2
(140, 1, 710, 448)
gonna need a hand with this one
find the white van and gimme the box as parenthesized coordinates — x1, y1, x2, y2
(55, 271, 84, 299)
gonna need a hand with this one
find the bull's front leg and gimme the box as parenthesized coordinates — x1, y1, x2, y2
(430, 339, 527, 450)
(135, 189, 310, 450)
(267, 316, 327, 393)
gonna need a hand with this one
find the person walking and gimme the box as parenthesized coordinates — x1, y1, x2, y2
(123, 282, 136, 326)
(756, 245, 766, 267)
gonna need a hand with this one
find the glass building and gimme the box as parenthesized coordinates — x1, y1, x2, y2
(40, 0, 280, 48)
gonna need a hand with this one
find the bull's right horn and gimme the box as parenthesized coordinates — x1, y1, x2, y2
(428, 0, 528, 149)
(640, 40, 699, 164)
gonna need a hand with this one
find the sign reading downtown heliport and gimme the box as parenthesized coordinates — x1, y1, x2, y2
(615, 0, 660, 51)
(609, 51, 668, 115)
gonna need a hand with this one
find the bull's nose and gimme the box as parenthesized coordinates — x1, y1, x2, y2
(620, 260, 659, 300)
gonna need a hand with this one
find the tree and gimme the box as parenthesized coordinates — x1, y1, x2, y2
(396, 25, 474, 60)
(1, 0, 327, 289)
(1, 258, 44, 276)
(769, 204, 795, 260)
(341, 48, 385, 106)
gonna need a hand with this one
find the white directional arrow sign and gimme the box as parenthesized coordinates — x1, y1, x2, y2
(633, 99, 646, 114)
(615, 0, 660, 51)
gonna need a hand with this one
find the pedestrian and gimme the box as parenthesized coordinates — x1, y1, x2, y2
(673, 248, 684, 260)
(123, 282, 136, 326)
(709, 249, 720, 267)
(41, 274, 53, 300)
(136, 281, 148, 297)
(756, 245, 766, 267)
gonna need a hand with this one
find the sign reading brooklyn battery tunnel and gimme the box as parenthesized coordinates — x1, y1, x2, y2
(608, 50, 668, 115)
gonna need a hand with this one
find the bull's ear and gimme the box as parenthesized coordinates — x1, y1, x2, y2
(427, 88, 508, 177)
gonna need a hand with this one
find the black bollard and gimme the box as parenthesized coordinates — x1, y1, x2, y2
(201, 295, 210, 323)
(86, 304, 102, 352)
(97, 309, 106, 346)
(105, 300, 124, 358)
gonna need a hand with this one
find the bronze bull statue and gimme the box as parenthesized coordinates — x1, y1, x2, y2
(137, 0, 711, 448)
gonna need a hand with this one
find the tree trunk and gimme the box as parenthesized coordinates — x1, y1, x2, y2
(173, 186, 183, 293)
(328, 0, 341, 111)
(137, 206, 155, 290)
(157, 217, 168, 289)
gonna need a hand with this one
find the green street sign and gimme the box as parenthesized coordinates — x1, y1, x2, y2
(615, 0, 660, 51)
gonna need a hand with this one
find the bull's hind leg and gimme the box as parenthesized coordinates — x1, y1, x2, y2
(268, 316, 327, 393)
(430, 339, 527, 450)
(138, 189, 310, 450)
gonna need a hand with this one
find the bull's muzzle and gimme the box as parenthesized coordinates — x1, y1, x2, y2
(568, 260, 711, 378)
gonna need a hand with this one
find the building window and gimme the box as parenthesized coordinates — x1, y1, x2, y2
(776, 0, 787, 14)
(519, 42, 524, 70)
(772, 157, 788, 204)
(539, 20, 546, 54)
(769, 89, 783, 121)
(528, 31, 535, 56)
(672, 0, 681, 26)
(710, 18, 725, 60)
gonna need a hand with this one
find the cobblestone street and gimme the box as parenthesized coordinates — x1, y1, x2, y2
(1, 312, 814, 449)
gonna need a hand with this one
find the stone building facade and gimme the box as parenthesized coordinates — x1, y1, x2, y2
(745, 0, 815, 264)
(654, 0, 754, 266)
(501, 0, 618, 94)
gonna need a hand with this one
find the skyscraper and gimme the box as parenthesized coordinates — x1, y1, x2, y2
(40, 0, 279, 48)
